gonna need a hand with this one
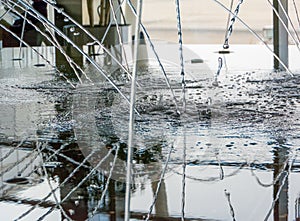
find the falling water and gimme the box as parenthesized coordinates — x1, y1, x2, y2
(212, 57, 223, 86)
(124, 0, 143, 220)
(223, 0, 244, 49)
(213, 0, 293, 76)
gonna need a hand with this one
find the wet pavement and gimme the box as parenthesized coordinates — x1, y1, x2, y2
(0, 45, 300, 220)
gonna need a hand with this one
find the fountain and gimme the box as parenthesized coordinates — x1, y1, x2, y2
(0, 0, 300, 220)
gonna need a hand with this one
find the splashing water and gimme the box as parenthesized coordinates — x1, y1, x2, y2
(212, 57, 223, 86)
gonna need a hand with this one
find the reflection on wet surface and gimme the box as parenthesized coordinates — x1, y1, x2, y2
(0, 46, 300, 220)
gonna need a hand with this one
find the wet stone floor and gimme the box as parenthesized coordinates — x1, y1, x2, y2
(0, 46, 300, 221)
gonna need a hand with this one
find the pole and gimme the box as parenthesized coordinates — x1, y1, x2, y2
(273, 0, 289, 70)
(125, 0, 137, 40)
(124, 0, 142, 220)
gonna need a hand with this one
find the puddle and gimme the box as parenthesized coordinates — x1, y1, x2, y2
(0, 46, 300, 220)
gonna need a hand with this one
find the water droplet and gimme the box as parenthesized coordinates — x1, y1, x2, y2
(249, 142, 257, 146)
(57, 8, 64, 13)
(223, 44, 229, 49)
(212, 81, 218, 87)
(226, 144, 234, 147)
